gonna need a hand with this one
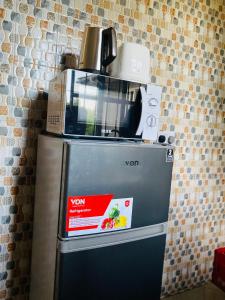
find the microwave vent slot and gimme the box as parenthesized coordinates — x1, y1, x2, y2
(48, 114, 61, 126)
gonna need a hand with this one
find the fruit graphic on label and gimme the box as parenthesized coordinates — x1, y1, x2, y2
(101, 202, 128, 231)
(114, 216, 127, 228)
(109, 205, 120, 219)
(101, 218, 114, 230)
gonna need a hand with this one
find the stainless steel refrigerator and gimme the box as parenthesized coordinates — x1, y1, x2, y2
(30, 134, 173, 300)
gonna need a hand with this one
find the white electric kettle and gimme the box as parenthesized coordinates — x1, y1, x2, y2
(110, 42, 150, 83)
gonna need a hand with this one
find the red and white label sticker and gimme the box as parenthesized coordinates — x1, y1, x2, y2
(66, 194, 133, 237)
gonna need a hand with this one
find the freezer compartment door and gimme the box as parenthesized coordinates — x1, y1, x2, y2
(55, 232, 166, 300)
(59, 142, 173, 238)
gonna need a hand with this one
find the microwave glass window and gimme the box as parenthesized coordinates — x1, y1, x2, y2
(65, 71, 142, 137)
(77, 86, 97, 123)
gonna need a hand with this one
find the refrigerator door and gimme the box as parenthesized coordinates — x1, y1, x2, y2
(59, 141, 173, 238)
(55, 224, 167, 300)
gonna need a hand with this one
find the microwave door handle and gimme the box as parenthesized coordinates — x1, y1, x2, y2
(135, 87, 146, 136)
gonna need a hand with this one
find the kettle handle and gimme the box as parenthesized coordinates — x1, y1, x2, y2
(101, 27, 117, 70)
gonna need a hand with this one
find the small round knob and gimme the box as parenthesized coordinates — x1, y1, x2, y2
(146, 115, 156, 127)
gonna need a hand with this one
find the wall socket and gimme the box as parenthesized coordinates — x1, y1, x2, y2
(157, 131, 175, 145)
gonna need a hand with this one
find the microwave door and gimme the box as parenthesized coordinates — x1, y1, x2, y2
(106, 79, 120, 136)
(119, 82, 131, 137)
(116, 79, 124, 136)
(97, 78, 119, 137)
(74, 74, 89, 135)
(121, 84, 142, 138)
(102, 80, 120, 137)
(107, 99, 120, 137)
(78, 75, 98, 136)
(95, 79, 105, 136)
(65, 84, 79, 135)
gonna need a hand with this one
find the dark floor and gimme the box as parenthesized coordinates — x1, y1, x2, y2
(164, 282, 225, 300)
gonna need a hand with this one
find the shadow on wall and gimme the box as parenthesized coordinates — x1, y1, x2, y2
(4, 48, 68, 298)
(6, 91, 48, 299)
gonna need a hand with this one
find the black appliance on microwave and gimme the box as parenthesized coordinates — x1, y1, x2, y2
(47, 69, 145, 139)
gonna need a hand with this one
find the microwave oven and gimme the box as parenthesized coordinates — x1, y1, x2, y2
(47, 69, 146, 139)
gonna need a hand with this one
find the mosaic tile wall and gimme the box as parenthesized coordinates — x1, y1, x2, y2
(0, 0, 224, 299)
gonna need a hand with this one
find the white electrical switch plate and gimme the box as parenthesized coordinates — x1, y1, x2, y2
(158, 131, 175, 145)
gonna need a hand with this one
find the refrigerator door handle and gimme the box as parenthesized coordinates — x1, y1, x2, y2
(58, 222, 167, 253)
